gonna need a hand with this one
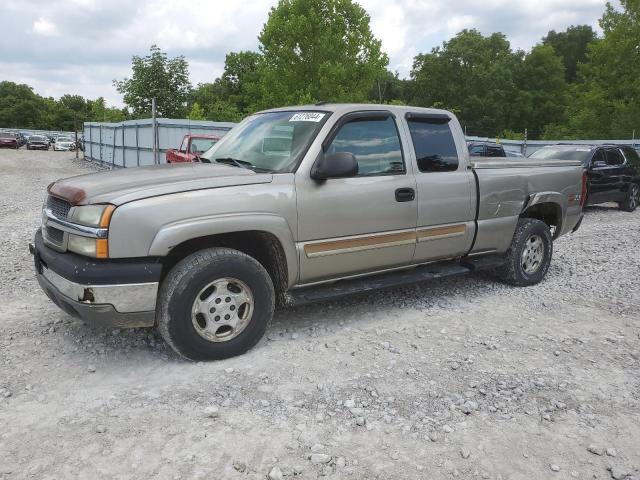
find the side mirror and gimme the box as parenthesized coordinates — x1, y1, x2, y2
(311, 152, 358, 180)
(592, 160, 606, 169)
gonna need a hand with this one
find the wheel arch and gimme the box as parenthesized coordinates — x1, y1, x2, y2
(521, 194, 565, 238)
(151, 214, 297, 304)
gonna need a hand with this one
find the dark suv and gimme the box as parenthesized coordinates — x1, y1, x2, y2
(530, 144, 640, 211)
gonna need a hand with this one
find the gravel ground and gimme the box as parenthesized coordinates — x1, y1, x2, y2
(1, 148, 639, 480)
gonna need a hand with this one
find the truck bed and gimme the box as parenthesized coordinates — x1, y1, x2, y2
(469, 157, 584, 255)
(470, 158, 582, 169)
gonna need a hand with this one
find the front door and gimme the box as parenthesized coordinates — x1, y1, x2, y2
(296, 112, 417, 283)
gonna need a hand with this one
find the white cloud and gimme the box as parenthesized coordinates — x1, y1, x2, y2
(31, 17, 59, 36)
(0, 0, 615, 107)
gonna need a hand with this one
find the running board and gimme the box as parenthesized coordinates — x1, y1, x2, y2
(288, 261, 472, 306)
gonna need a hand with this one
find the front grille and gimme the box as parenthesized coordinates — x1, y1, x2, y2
(46, 226, 64, 245)
(46, 196, 71, 219)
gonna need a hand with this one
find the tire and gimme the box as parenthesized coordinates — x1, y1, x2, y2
(618, 183, 639, 212)
(496, 218, 553, 287)
(157, 247, 275, 361)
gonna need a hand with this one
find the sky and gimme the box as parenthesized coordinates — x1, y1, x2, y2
(1, 0, 613, 107)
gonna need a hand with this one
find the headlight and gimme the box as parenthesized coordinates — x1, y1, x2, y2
(68, 235, 109, 258)
(70, 204, 114, 227)
(66, 205, 115, 258)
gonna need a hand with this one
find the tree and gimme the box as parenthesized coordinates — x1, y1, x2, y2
(543, 25, 597, 83)
(368, 70, 412, 104)
(114, 45, 191, 118)
(257, 0, 388, 107)
(190, 82, 243, 122)
(0, 82, 48, 129)
(411, 30, 522, 137)
(88, 97, 128, 123)
(545, 1, 640, 139)
(513, 44, 568, 138)
(187, 102, 206, 120)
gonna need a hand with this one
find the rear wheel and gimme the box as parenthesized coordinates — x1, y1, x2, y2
(497, 218, 553, 286)
(157, 247, 275, 361)
(618, 183, 639, 212)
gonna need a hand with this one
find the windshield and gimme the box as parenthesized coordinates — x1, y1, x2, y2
(0, 133, 17, 139)
(530, 147, 591, 164)
(30, 135, 46, 141)
(190, 138, 217, 154)
(200, 111, 329, 172)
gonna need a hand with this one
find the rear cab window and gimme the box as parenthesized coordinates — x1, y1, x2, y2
(406, 115, 459, 172)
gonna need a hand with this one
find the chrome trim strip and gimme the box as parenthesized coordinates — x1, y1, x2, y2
(41, 265, 158, 313)
(44, 209, 108, 238)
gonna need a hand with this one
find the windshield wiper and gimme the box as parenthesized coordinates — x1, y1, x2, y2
(215, 157, 254, 170)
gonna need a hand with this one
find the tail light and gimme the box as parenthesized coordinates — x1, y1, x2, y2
(580, 171, 588, 207)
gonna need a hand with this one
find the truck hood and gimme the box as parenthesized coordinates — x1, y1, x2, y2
(48, 163, 273, 206)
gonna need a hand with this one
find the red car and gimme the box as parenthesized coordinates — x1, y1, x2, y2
(0, 133, 20, 149)
(166, 134, 220, 163)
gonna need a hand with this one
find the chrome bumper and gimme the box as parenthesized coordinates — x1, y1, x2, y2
(41, 264, 158, 313)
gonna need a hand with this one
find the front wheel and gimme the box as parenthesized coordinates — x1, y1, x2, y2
(618, 183, 639, 212)
(157, 247, 275, 361)
(497, 218, 553, 286)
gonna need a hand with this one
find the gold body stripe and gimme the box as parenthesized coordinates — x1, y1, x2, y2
(304, 224, 467, 258)
(417, 224, 466, 242)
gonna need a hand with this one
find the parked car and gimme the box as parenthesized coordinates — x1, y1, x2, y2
(26, 135, 50, 150)
(53, 136, 76, 151)
(467, 141, 524, 158)
(166, 134, 220, 163)
(529, 144, 640, 211)
(31, 104, 585, 360)
(0, 132, 20, 149)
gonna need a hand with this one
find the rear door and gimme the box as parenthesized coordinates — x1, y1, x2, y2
(404, 113, 476, 263)
(296, 111, 417, 283)
(604, 147, 627, 201)
(586, 148, 611, 204)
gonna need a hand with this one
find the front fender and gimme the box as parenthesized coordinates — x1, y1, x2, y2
(148, 213, 299, 286)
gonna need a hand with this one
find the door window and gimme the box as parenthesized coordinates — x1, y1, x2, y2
(407, 120, 459, 172)
(468, 144, 484, 156)
(485, 145, 505, 157)
(592, 149, 606, 167)
(326, 117, 404, 176)
(605, 148, 625, 166)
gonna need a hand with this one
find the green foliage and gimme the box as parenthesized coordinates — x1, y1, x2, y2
(257, 0, 388, 107)
(513, 44, 569, 138)
(546, 1, 640, 139)
(187, 102, 206, 120)
(0, 82, 48, 129)
(411, 30, 522, 137)
(543, 25, 597, 82)
(114, 45, 191, 118)
(0, 81, 127, 130)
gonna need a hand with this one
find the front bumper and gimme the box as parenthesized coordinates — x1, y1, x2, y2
(31, 230, 159, 328)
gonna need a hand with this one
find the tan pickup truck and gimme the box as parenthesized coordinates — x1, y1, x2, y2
(31, 104, 586, 360)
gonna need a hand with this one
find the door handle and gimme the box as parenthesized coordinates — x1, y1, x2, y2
(395, 188, 415, 202)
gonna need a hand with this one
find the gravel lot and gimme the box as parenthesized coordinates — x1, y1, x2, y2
(1, 148, 639, 480)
